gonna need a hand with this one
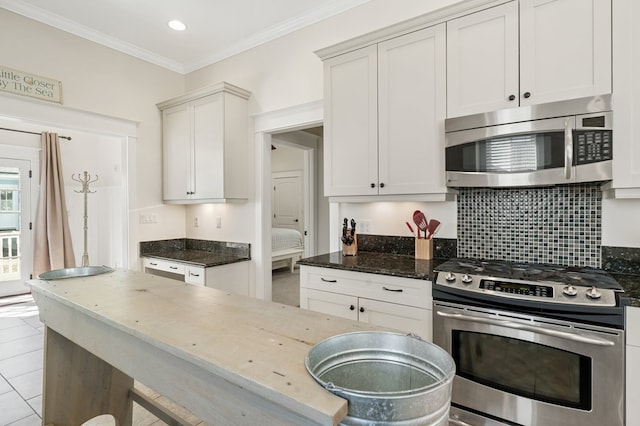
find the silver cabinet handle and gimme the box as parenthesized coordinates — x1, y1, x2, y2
(169, 266, 178, 270)
(189, 272, 200, 277)
(320, 277, 337, 283)
(436, 311, 615, 346)
(449, 419, 474, 426)
(149, 262, 158, 266)
(564, 118, 573, 179)
(382, 286, 403, 292)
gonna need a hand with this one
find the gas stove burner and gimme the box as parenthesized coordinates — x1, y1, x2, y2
(434, 257, 624, 312)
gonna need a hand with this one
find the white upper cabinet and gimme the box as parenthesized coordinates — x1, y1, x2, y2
(158, 82, 250, 203)
(322, 24, 448, 199)
(519, 0, 611, 106)
(323, 46, 378, 197)
(446, 2, 519, 118)
(378, 26, 447, 196)
(607, 0, 640, 196)
(447, 0, 612, 118)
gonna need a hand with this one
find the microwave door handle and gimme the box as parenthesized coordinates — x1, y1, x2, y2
(436, 311, 615, 346)
(564, 118, 573, 179)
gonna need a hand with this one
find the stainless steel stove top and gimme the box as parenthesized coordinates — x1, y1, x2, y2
(435, 258, 623, 307)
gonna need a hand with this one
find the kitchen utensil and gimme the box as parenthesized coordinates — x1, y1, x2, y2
(426, 219, 441, 239)
(350, 219, 356, 236)
(413, 210, 428, 239)
(405, 221, 415, 238)
(341, 218, 349, 245)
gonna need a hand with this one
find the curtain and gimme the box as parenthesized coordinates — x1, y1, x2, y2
(33, 132, 75, 277)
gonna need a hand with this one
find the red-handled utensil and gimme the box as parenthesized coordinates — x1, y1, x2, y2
(412, 210, 428, 239)
(405, 221, 416, 238)
(426, 219, 441, 239)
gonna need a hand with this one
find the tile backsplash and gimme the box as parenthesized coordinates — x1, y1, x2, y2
(457, 184, 602, 267)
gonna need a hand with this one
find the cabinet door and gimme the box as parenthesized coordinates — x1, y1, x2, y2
(447, 2, 519, 117)
(192, 94, 224, 200)
(323, 45, 378, 196)
(378, 24, 446, 195)
(519, 0, 611, 106)
(358, 298, 432, 341)
(162, 104, 192, 200)
(300, 288, 358, 321)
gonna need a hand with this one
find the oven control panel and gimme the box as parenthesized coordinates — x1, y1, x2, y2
(479, 279, 553, 298)
(435, 272, 617, 307)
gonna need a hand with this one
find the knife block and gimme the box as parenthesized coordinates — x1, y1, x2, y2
(342, 232, 357, 256)
(415, 238, 432, 260)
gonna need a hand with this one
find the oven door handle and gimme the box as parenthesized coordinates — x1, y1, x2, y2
(436, 311, 615, 346)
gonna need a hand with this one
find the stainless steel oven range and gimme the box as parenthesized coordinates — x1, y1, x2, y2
(432, 258, 626, 426)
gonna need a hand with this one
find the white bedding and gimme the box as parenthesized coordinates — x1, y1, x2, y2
(272, 227, 303, 251)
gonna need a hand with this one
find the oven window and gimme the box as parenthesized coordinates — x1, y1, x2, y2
(446, 132, 565, 172)
(452, 331, 592, 410)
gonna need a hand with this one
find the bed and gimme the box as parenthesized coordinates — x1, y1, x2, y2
(272, 227, 304, 272)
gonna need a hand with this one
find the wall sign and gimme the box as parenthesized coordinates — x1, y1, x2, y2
(0, 65, 62, 103)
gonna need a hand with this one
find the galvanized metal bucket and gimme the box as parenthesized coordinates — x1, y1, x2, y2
(305, 331, 455, 426)
(38, 265, 114, 280)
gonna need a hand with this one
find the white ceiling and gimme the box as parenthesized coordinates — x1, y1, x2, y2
(0, 0, 371, 74)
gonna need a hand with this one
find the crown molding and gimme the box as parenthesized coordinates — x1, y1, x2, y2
(0, 0, 185, 73)
(1, 0, 371, 75)
(184, 0, 371, 73)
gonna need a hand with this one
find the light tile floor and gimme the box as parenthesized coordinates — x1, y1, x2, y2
(0, 295, 206, 426)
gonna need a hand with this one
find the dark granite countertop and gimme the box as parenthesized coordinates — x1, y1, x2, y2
(143, 249, 249, 268)
(140, 238, 250, 268)
(299, 248, 640, 308)
(612, 274, 640, 308)
(297, 251, 447, 281)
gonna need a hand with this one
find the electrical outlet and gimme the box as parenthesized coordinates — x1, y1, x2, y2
(359, 219, 371, 234)
(194, 216, 199, 228)
(139, 213, 158, 224)
(216, 216, 222, 229)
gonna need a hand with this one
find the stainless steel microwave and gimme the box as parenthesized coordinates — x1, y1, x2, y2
(444, 95, 612, 188)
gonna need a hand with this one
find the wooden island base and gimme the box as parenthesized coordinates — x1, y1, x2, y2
(29, 269, 389, 426)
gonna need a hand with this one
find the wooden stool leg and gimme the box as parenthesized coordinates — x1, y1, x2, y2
(42, 327, 133, 426)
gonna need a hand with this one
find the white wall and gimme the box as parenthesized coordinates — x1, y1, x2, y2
(0, 8, 188, 268)
(271, 143, 304, 172)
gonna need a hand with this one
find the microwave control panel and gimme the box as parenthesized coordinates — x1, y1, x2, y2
(574, 129, 612, 165)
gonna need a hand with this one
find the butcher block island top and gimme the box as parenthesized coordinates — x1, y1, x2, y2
(27, 269, 388, 426)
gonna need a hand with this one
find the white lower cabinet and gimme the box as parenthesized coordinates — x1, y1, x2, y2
(143, 258, 249, 296)
(300, 266, 432, 341)
(626, 306, 640, 423)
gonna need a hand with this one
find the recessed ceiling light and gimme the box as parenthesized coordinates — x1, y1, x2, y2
(168, 20, 186, 31)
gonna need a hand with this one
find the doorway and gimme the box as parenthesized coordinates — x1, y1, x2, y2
(253, 100, 325, 301)
(0, 154, 35, 297)
(272, 170, 303, 233)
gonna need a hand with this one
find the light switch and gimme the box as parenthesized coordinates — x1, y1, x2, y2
(216, 216, 222, 229)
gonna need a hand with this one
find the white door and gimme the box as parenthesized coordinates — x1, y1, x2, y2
(0, 158, 32, 297)
(272, 172, 303, 234)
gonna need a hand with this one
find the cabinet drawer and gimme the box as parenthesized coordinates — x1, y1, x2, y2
(627, 306, 640, 347)
(301, 266, 431, 309)
(143, 258, 185, 275)
(185, 266, 205, 286)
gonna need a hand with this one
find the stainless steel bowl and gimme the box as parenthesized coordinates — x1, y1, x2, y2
(38, 265, 115, 280)
(305, 331, 455, 425)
